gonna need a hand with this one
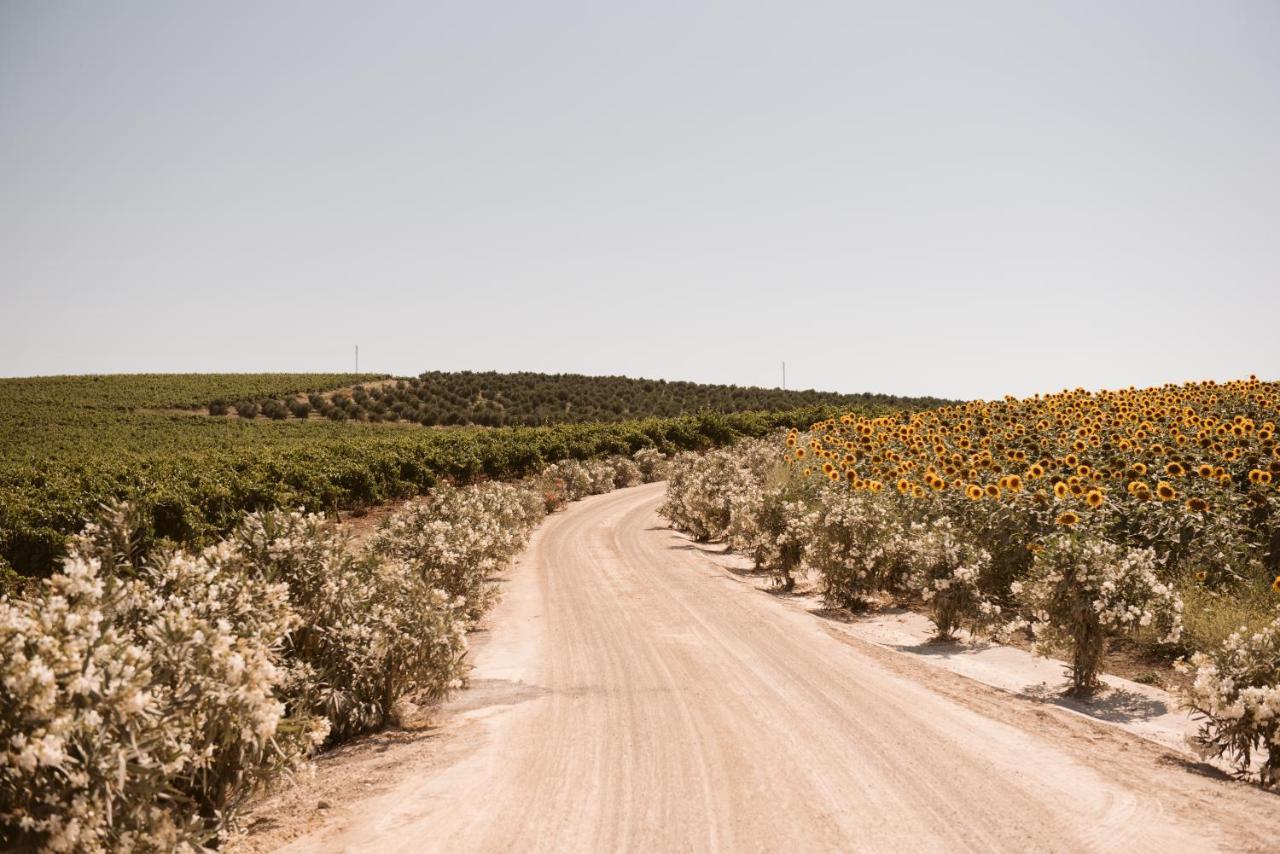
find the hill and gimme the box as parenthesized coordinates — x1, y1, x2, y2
(207, 371, 951, 426)
(0, 372, 944, 580)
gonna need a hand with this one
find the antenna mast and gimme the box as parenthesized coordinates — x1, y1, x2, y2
(355, 345, 359, 374)
(782, 361, 786, 390)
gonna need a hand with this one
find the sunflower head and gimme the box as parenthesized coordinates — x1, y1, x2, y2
(1157, 481, 1176, 501)
(1056, 510, 1081, 526)
(1186, 496, 1209, 513)
(1085, 489, 1104, 508)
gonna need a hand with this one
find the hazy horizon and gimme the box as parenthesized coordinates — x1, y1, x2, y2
(3, 2, 1278, 400)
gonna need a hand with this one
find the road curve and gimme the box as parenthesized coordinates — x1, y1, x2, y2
(282, 483, 1278, 853)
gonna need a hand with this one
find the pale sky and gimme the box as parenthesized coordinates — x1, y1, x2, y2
(2, 1, 1277, 400)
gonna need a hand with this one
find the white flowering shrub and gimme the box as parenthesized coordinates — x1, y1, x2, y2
(370, 482, 543, 623)
(543, 459, 593, 502)
(533, 454, 652, 508)
(723, 468, 820, 592)
(583, 459, 618, 495)
(809, 491, 916, 610)
(632, 447, 671, 483)
(0, 543, 317, 851)
(907, 517, 1002, 640)
(1014, 532, 1183, 692)
(608, 457, 643, 490)
(661, 441, 781, 544)
(660, 450, 738, 541)
(233, 510, 471, 742)
(1179, 615, 1280, 786)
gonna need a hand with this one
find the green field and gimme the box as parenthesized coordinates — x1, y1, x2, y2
(0, 373, 932, 582)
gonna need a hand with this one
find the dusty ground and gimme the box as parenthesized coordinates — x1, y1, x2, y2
(237, 483, 1280, 853)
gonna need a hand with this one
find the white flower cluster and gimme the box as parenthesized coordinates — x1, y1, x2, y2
(0, 544, 314, 852)
(907, 517, 1002, 640)
(234, 509, 473, 742)
(537, 454, 646, 506)
(632, 448, 672, 483)
(660, 442, 779, 544)
(1180, 616, 1280, 786)
(805, 490, 918, 609)
(1015, 532, 1183, 690)
(370, 482, 546, 624)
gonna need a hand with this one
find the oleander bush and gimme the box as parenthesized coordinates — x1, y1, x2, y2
(660, 448, 743, 542)
(908, 517, 1003, 641)
(369, 482, 545, 623)
(542, 459, 594, 503)
(806, 489, 917, 610)
(1180, 614, 1280, 786)
(1013, 533, 1182, 691)
(231, 510, 470, 742)
(608, 457, 643, 490)
(633, 447, 671, 482)
(0, 529, 322, 851)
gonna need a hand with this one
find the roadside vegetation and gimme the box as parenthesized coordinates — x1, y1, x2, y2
(0, 450, 670, 851)
(661, 377, 1280, 786)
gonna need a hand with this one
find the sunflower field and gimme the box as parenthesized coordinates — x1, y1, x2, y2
(662, 376, 1280, 785)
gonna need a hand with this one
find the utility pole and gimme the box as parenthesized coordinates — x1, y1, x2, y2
(782, 361, 786, 390)
(355, 345, 359, 374)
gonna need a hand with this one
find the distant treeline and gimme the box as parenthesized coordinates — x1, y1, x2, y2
(211, 371, 952, 426)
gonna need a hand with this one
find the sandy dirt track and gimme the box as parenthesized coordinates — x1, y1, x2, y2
(273, 483, 1279, 853)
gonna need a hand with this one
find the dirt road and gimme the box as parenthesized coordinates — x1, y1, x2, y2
(276, 483, 1279, 853)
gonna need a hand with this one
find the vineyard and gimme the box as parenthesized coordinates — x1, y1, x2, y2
(196, 371, 951, 426)
(661, 376, 1280, 785)
(0, 374, 916, 582)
